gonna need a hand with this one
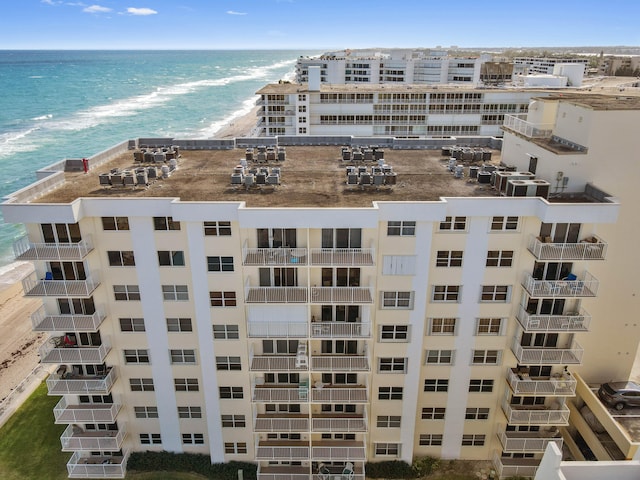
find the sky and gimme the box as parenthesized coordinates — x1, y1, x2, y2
(0, 0, 638, 50)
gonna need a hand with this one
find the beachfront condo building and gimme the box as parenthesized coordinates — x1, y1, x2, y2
(3, 92, 640, 479)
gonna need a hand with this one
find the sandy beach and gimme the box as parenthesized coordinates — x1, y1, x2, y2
(213, 105, 260, 139)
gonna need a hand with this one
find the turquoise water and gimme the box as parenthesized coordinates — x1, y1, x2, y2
(0, 50, 318, 266)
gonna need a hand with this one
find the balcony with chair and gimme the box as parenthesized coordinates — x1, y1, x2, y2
(501, 400, 570, 426)
(54, 397, 121, 424)
(67, 450, 129, 479)
(515, 305, 591, 332)
(13, 235, 93, 261)
(243, 247, 308, 266)
(313, 462, 364, 480)
(528, 234, 607, 261)
(39, 336, 110, 364)
(522, 272, 598, 298)
(497, 427, 563, 453)
(310, 320, 371, 339)
(46, 367, 117, 395)
(506, 368, 577, 396)
(31, 305, 106, 332)
(60, 424, 126, 451)
(23, 271, 100, 297)
(511, 337, 583, 365)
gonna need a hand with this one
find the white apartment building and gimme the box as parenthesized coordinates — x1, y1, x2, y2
(3, 93, 640, 479)
(512, 57, 588, 77)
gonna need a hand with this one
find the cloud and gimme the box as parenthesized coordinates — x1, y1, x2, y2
(227, 10, 247, 15)
(41, 0, 62, 5)
(126, 7, 158, 15)
(83, 4, 112, 13)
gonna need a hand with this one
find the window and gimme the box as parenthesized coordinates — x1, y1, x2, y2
(210, 291, 237, 307)
(102, 216, 129, 231)
(119, 317, 145, 332)
(379, 325, 409, 342)
(213, 324, 239, 339)
(298, 116, 307, 123)
(221, 414, 246, 427)
(419, 434, 443, 446)
(429, 318, 457, 335)
(472, 349, 501, 365)
(114, 285, 140, 301)
(486, 250, 513, 267)
(182, 433, 204, 445)
(170, 349, 197, 364)
(207, 256, 234, 272)
(462, 434, 486, 446)
(298, 127, 307, 134)
(432, 285, 460, 302)
(216, 356, 241, 371)
(375, 443, 400, 456)
(130, 378, 154, 392)
(298, 105, 307, 113)
(421, 407, 446, 420)
(377, 415, 401, 428)
(424, 379, 449, 392)
(225, 442, 248, 454)
(219, 386, 243, 399)
(480, 285, 510, 302)
(134, 406, 159, 418)
(436, 250, 463, 267)
(175, 378, 199, 392)
(203, 221, 231, 236)
(387, 221, 416, 236)
(107, 251, 135, 266)
(158, 250, 185, 266)
(439, 216, 467, 231)
(469, 379, 494, 392)
(378, 387, 403, 400)
(124, 349, 150, 364)
(491, 216, 519, 231)
(162, 285, 189, 301)
(140, 433, 161, 445)
(167, 318, 192, 332)
(465, 408, 490, 420)
(425, 350, 454, 365)
(476, 318, 503, 336)
(153, 216, 180, 230)
(178, 406, 202, 418)
(378, 357, 407, 373)
(381, 291, 414, 309)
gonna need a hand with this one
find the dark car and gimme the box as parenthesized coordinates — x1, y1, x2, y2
(598, 381, 640, 410)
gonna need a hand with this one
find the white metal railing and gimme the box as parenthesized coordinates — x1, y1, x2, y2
(310, 321, 371, 338)
(54, 397, 121, 424)
(528, 235, 607, 261)
(245, 285, 308, 303)
(310, 287, 373, 304)
(252, 384, 309, 402)
(311, 444, 367, 460)
(254, 415, 309, 432)
(13, 235, 93, 261)
(311, 355, 369, 372)
(503, 114, 553, 138)
(31, 305, 106, 332)
(67, 450, 129, 479)
(39, 339, 110, 364)
(243, 247, 308, 266)
(498, 428, 563, 452)
(309, 248, 375, 266)
(255, 441, 310, 460)
(248, 321, 308, 338)
(250, 354, 308, 371)
(46, 367, 117, 395)
(257, 466, 310, 480)
(61, 424, 127, 451)
(511, 337, 583, 364)
(311, 415, 367, 432)
(506, 368, 577, 396)
(23, 271, 101, 297)
(501, 401, 570, 425)
(310, 386, 368, 403)
(493, 451, 540, 478)
(312, 475, 365, 480)
(522, 272, 599, 297)
(515, 305, 591, 332)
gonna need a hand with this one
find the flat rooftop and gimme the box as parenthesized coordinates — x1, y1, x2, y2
(256, 83, 555, 95)
(539, 93, 640, 110)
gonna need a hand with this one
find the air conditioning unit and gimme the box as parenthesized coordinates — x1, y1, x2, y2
(495, 171, 535, 194)
(506, 179, 550, 198)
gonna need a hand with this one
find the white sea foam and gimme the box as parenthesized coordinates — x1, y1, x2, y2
(0, 128, 42, 158)
(195, 96, 260, 138)
(32, 114, 53, 121)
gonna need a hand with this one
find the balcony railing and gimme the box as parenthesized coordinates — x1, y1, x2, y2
(46, 367, 117, 395)
(503, 114, 553, 138)
(257, 465, 310, 480)
(311, 414, 367, 432)
(31, 305, 106, 332)
(311, 441, 367, 460)
(23, 272, 100, 297)
(254, 415, 310, 432)
(248, 322, 308, 338)
(311, 355, 369, 372)
(250, 355, 309, 371)
(310, 385, 368, 403)
(493, 452, 539, 478)
(309, 248, 375, 266)
(54, 398, 121, 424)
(310, 321, 371, 338)
(255, 441, 310, 460)
(528, 235, 607, 261)
(39, 339, 110, 364)
(497, 428, 563, 453)
(14, 235, 93, 261)
(67, 450, 129, 479)
(522, 272, 599, 298)
(515, 306, 591, 332)
(501, 401, 570, 425)
(511, 337, 583, 365)
(61, 424, 127, 451)
(252, 384, 309, 402)
(246, 286, 308, 303)
(243, 247, 308, 266)
(507, 368, 577, 396)
(310, 287, 373, 304)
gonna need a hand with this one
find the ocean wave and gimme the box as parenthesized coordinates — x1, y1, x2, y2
(32, 114, 53, 121)
(193, 96, 259, 138)
(0, 127, 42, 157)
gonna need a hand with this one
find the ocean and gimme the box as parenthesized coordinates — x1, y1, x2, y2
(0, 49, 318, 267)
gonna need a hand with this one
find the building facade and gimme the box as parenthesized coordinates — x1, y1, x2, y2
(512, 57, 588, 77)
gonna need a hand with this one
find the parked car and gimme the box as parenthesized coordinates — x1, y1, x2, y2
(598, 381, 640, 410)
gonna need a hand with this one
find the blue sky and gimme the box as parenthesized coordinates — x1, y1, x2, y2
(1, 0, 638, 50)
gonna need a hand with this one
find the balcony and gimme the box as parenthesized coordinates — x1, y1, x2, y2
(243, 247, 308, 266)
(39, 338, 110, 365)
(515, 306, 591, 332)
(61, 424, 126, 451)
(511, 337, 583, 365)
(250, 355, 309, 372)
(46, 367, 117, 395)
(311, 413, 367, 432)
(246, 286, 308, 304)
(522, 272, 599, 298)
(501, 401, 570, 425)
(310, 321, 371, 338)
(13, 235, 93, 261)
(255, 441, 310, 460)
(310, 287, 373, 304)
(311, 355, 370, 372)
(254, 414, 309, 432)
(252, 384, 309, 402)
(311, 440, 367, 461)
(23, 272, 100, 297)
(54, 397, 121, 424)
(507, 368, 577, 396)
(528, 235, 607, 261)
(503, 114, 553, 138)
(310, 384, 368, 403)
(497, 427, 563, 453)
(257, 465, 310, 480)
(67, 450, 129, 479)
(31, 305, 106, 332)
(493, 452, 539, 478)
(309, 248, 375, 266)
(248, 321, 308, 338)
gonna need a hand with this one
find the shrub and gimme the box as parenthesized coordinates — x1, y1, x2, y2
(128, 451, 257, 479)
(365, 460, 417, 478)
(412, 456, 440, 476)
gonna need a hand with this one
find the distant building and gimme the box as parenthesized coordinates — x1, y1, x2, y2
(598, 55, 640, 76)
(513, 57, 588, 77)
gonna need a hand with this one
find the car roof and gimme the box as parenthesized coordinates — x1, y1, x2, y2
(606, 381, 640, 391)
